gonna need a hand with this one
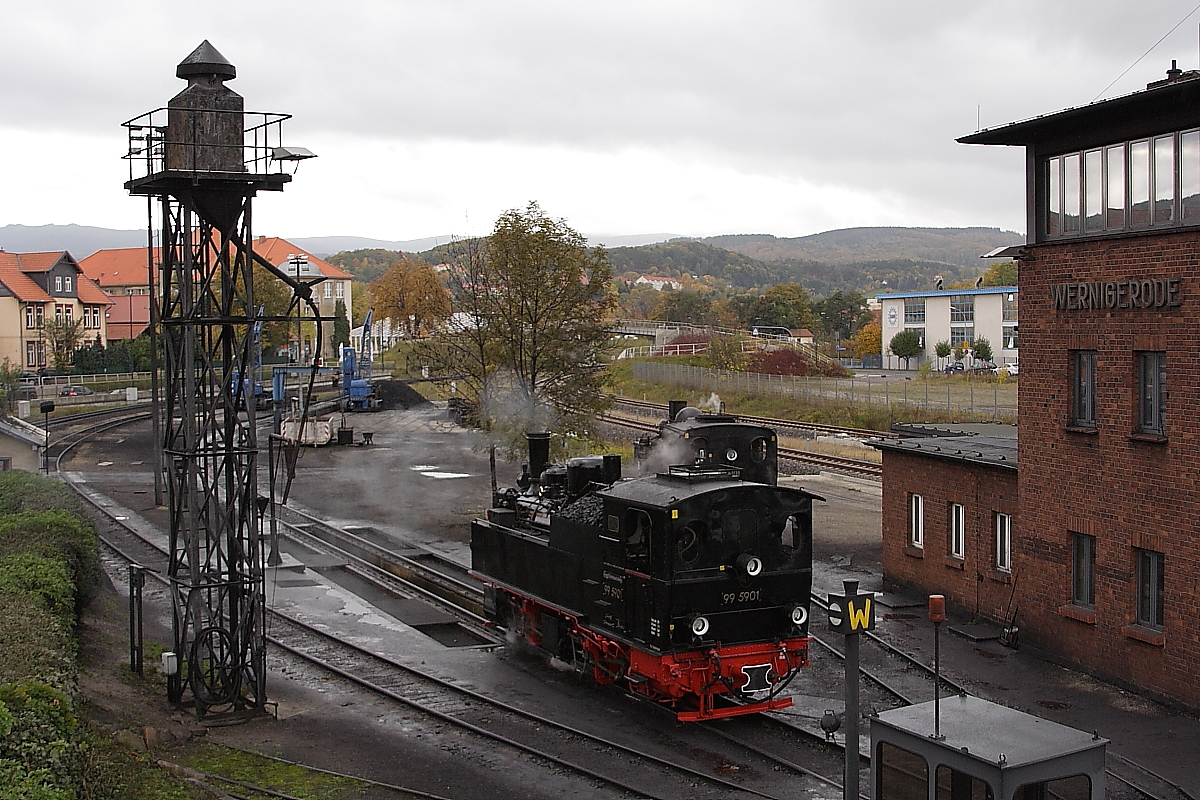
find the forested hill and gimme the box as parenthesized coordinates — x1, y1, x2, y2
(701, 227, 1023, 269)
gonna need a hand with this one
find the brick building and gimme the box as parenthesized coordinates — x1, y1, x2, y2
(873, 429, 1018, 625)
(942, 65, 1200, 707)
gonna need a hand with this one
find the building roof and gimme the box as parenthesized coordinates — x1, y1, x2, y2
(253, 237, 352, 279)
(958, 67, 1200, 153)
(78, 247, 156, 289)
(870, 432, 1017, 471)
(0, 415, 47, 448)
(876, 286, 1017, 301)
(0, 251, 110, 306)
(81, 237, 354, 289)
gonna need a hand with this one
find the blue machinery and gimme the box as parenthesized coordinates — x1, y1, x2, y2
(341, 307, 379, 411)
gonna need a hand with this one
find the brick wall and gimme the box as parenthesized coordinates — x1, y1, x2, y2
(1019, 229, 1200, 708)
(881, 450, 1018, 623)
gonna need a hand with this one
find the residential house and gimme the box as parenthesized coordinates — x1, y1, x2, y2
(0, 251, 111, 370)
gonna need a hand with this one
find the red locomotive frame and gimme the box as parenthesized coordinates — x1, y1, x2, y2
(497, 586, 810, 722)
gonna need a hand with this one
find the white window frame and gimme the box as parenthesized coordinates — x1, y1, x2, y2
(335, 281, 344, 299)
(64, 276, 72, 292)
(949, 503, 965, 559)
(909, 494, 924, 548)
(54, 275, 62, 292)
(995, 513, 1012, 572)
(324, 282, 332, 298)
(25, 306, 34, 329)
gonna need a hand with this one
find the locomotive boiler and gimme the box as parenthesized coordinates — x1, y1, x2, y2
(471, 424, 820, 721)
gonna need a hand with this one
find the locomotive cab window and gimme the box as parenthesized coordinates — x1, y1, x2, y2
(750, 437, 768, 463)
(626, 509, 652, 573)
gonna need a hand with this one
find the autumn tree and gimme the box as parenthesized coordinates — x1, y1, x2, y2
(982, 260, 1018, 287)
(415, 203, 614, 448)
(850, 319, 883, 358)
(43, 316, 85, 371)
(371, 258, 452, 338)
(728, 283, 816, 331)
(654, 289, 717, 325)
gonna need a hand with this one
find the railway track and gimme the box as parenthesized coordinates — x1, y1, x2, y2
(611, 396, 899, 440)
(599, 411, 883, 479)
(56, 410, 1185, 800)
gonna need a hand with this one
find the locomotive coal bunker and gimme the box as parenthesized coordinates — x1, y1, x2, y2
(472, 414, 821, 721)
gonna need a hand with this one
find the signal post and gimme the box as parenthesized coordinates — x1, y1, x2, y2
(828, 579, 875, 800)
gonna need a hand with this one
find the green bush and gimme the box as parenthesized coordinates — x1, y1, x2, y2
(0, 472, 89, 519)
(0, 555, 75, 636)
(0, 510, 99, 610)
(0, 594, 72, 689)
(0, 683, 82, 799)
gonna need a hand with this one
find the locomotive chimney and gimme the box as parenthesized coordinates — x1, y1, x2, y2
(526, 432, 551, 484)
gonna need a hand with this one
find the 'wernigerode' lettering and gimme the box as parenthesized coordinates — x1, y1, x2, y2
(1051, 278, 1183, 311)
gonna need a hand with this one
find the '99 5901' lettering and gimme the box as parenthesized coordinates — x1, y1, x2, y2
(723, 590, 761, 605)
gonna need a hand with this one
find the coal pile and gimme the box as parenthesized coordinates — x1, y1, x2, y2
(374, 380, 431, 410)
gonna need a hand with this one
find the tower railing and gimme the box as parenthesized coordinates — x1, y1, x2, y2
(122, 108, 292, 182)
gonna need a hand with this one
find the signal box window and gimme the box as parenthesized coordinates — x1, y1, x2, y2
(1137, 352, 1166, 436)
(1072, 533, 1095, 608)
(1071, 350, 1097, 428)
(1136, 549, 1164, 629)
(995, 513, 1012, 572)
(908, 494, 924, 549)
(949, 503, 965, 560)
(878, 742, 928, 800)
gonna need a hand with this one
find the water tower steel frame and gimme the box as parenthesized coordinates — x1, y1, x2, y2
(123, 41, 301, 717)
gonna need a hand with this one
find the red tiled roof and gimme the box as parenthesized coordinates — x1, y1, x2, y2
(11, 251, 67, 272)
(79, 247, 157, 289)
(253, 237, 353, 279)
(0, 253, 52, 302)
(77, 275, 113, 306)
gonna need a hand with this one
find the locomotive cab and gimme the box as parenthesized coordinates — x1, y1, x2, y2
(635, 407, 779, 485)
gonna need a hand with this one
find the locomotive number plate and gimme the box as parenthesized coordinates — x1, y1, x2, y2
(722, 589, 761, 605)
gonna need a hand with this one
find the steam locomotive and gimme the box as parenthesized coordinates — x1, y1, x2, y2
(471, 406, 820, 721)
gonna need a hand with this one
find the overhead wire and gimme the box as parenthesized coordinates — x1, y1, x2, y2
(1092, 2, 1200, 102)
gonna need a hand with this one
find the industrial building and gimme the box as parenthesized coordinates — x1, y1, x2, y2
(877, 286, 1018, 370)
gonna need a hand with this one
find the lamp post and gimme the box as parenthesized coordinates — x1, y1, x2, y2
(40, 400, 54, 474)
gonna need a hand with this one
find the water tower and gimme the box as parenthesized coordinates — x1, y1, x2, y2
(123, 41, 316, 717)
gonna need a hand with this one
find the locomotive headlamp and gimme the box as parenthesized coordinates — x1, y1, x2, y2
(690, 615, 710, 637)
(736, 553, 763, 577)
(789, 604, 808, 627)
(725, 448, 739, 461)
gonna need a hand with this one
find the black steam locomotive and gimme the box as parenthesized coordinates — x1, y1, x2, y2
(634, 400, 779, 485)
(471, 410, 820, 721)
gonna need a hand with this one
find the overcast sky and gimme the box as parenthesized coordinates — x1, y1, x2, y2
(4, 1, 1200, 243)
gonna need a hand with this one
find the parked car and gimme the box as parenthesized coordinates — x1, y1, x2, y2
(968, 362, 998, 374)
(1004, 362, 1019, 376)
(943, 362, 964, 374)
(57, 385, 94, 397)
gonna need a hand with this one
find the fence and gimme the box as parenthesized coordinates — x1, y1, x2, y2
(633, 361, 1018, 421)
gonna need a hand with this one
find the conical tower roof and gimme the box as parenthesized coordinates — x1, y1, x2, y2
(176, 40, 236, 80)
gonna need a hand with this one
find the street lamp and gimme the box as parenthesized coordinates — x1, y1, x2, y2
(40, 400, 54, 474)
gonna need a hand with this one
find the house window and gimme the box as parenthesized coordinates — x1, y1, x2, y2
(1138, 351, 1166, 435)
(64, 276, 72, 293)
(324, 282, 332, 298)
(26, 341, 45, 368)
(908, 494, 924, 548)
(1002, 293, 1018, 321)
(1003, 326, 1019, 350)
(950, 326, 974, 348)
(35, 306, 44, 328)
(1071, 350, 1097, 427)
(25, 306, 34, 329)
(995, 513, 1012, 572)
(949, 503, 965, 559)
(54, 276, 62, 292)
(904, 327, 925, 349)
(55, 304, 64, 321)
(1072, 533, 1095, 608)
(63, 305, 72, 323)
(904, 298, 925, 324)
(1136, 549, 1164, 629)
(335, 282, 344, 299)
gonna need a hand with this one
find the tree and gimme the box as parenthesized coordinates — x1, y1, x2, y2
(332, 300, 351, 350)
(889, 329, 923, 369)
(0, 359, 21, 411)
(42, 316, 85, 371)
(816, 290, 873, 341)
(982, 260, 1018, 287)
(728, 283, 816, 331)
(708, 335, 747, 371)
(934, 340, 952, 359)
(371, 258, 452, 338)
(252, 263, 295, 350)
(974, 336, 994, 362)
(417, 202, 614, 448)
(850, 319, 883, 358)
(653, 289, 717, 325)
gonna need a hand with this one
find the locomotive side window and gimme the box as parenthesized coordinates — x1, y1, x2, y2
(750, 437, 768, 463)
(692, 437, 709, 463)
(626, 510, 652, 572)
